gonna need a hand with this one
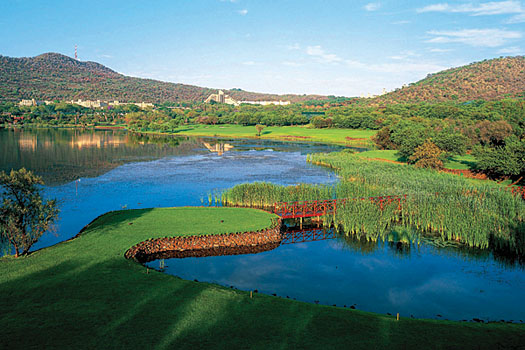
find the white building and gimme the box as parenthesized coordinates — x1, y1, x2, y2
(205, 90, 291, 106)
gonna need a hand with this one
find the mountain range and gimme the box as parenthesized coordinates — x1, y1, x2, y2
(0, 53, 325, 103)
(0, 53, 523, 104)
(373, 56, 525, 104)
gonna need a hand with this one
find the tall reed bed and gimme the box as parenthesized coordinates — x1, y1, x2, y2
(222, 152, 525, 253)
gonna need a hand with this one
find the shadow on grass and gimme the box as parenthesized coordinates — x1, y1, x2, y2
(447, 157, 478, 170)
(170, 128, 194, 134)
(1, 211, 525, 349)
(2, 252, 524, 349)
(77, 208, 154, 235)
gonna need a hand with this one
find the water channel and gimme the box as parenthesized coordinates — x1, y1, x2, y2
(1, 128, 524, 323)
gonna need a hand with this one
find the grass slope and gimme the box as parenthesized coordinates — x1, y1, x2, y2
(356, 150, 478, 170)
(169, 124, 376, 145)
(1, 207, 524, 349)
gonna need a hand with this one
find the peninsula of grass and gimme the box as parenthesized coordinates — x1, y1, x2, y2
(158, 124, 377, 146)
(1, 206, 524, 349)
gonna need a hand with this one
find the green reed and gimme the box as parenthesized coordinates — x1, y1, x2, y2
(222, 152, 525, 252)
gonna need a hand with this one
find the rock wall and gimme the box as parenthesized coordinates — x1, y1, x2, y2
(125, 219, 282, 263)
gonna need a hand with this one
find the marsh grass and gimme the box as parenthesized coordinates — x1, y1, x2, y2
(221, 152, 525, 253)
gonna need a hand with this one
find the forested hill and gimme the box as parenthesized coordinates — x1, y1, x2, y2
(0, 53, 326, 103)
(371, 56, 525, 105)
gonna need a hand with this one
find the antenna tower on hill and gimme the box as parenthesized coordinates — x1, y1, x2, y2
(75, 45, 78, 60)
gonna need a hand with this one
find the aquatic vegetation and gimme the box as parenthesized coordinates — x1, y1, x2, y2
(222, 152, 525, 253)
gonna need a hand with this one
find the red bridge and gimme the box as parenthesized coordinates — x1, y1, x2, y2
(273, 195, 407, 219)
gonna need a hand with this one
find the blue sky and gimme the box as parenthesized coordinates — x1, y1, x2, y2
(1, 0, 523, 96)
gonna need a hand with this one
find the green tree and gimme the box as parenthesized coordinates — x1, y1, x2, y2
(255, 124, 266, 136)
(372, 127, 396, 150)
(408, 140, 444, 169)
(433, 132, 468, 156)
(0, 168, 59, 257)
(474, 135, 525, 179)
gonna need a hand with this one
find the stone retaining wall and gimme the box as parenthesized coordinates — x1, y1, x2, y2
(125, 219, 282, 263)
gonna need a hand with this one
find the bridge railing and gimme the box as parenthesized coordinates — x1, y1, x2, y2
(273, 195, 408, 219)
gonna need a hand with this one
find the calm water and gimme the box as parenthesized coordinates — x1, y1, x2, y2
(2, 128, 524, 322)
(147, 232, 525, 322)
(0, 128, 342, 250)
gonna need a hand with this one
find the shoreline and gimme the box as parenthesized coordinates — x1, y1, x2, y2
(125, 217, 282, 262)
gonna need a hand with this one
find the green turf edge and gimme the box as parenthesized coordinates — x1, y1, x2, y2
(1, 207, 523, 349)
(357, 150, 480, 171)
(134, 124, 377, 146)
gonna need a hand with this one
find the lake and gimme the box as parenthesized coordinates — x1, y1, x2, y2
(1, 127, 524, 323)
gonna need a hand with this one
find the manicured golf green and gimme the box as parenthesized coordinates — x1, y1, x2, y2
(168, 124, 376, 145)
(1, 207, 523, 349)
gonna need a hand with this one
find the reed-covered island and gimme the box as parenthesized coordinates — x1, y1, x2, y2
(222, 151, 525, 257)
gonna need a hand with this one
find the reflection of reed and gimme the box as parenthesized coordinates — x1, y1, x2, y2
(137, 242, 281, 262)
(203, 142, 234, 156)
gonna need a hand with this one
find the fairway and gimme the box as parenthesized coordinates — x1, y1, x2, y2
(1, 206, 524, 349)
(169, 124, 377, 145)
(356, 149, 479, 170)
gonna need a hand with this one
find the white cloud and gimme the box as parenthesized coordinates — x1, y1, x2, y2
(507, 12, 525, 22)
(345, 59, 366, 68)
(306, 45, 343, 63)
(392, 20, 411, 24)
(368, 62, 446, 73)
(282, 61, 302, 67)
(242, 61, 255, 65)
(287, 43, 301, 50)
(389, 50, 421, 60)
(429, 48, 454, 52)
(364, 2, 381, 11)
(426, 28, 522, 47)
(238, 9, 248, 15)
(497, 46, 523, 54)
(418, 3, 451, 12)
(417, 1, 523, 16)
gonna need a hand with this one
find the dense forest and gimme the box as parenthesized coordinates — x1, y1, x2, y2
(0, 53, 327, 103)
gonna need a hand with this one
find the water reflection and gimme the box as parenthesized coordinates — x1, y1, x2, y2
(12, 128, 341, 250)
(0, 128, 346, 186)
(138, 242, 281, 263)
(147, 226, 525, 322)
(0, 128, 194, 185)
(203, 142, 234, 156)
